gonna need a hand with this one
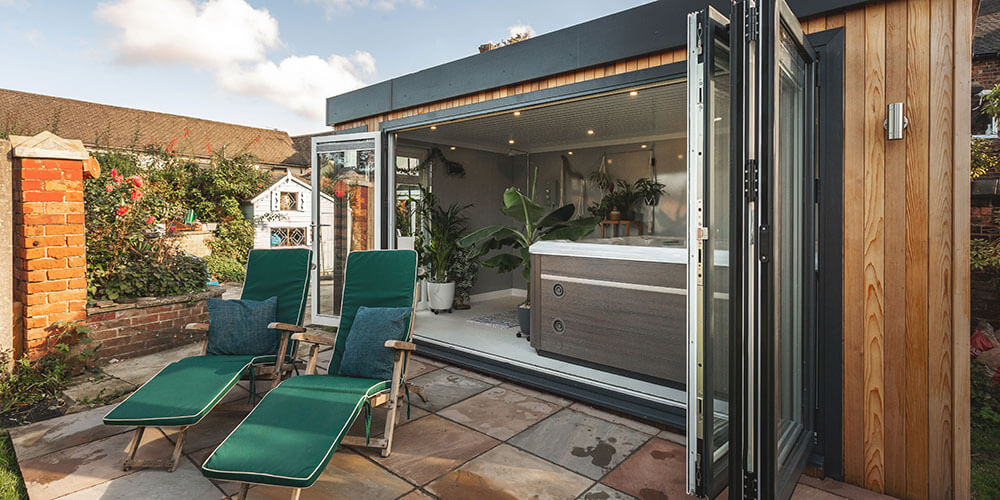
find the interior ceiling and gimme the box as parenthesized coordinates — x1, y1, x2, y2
(399, 80, 688, 154)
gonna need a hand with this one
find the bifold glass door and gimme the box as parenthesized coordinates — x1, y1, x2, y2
(686, 1, 818, 499)
(686, 6, 732, 499)
(310, 132, 382, 326)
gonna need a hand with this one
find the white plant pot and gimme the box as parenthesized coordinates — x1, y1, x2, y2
(397, 236, 416, 250)
(427, 281, 456, 311)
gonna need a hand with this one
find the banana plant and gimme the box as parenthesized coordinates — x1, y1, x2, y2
(458, 186, 598, 305)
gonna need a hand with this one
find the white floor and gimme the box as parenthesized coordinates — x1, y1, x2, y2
(413, 295, 686, 408)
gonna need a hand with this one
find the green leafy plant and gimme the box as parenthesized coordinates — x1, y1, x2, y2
(0, 322, 98, 419)
(459, 172, 598, 305)
(972, 138, 1000, 180)
(421, 201, 471, 283)
(0, 431, 29, 500)
(450, 247, 480, 307)
(589, 177, 666, 220)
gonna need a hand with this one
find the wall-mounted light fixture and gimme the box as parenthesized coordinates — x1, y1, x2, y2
(885, 102, 908, 140)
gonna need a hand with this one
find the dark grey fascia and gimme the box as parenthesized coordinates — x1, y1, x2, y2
(326, 0, 866, 126)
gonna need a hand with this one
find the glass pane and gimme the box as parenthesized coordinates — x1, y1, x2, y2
(774, 25, 807, 467)
(315, 139, 376, 317)
(707, 39, 731, 463)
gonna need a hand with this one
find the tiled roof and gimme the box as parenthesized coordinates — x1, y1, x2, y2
(0, 88, 306, 167)
(289, 131, 338, 167)
(976, 0, 1000, 57)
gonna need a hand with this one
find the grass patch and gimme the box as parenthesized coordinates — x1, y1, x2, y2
(972, 367, 1000, 498)
(0, 431, 28, 500)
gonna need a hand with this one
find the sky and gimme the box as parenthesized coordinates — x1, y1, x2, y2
(0, 0, 651, 135)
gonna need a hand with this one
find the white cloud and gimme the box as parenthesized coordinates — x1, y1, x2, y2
(96, 0, 375, 120)
(305, 0, 424, 16)
(507, 23, 536, 38)
(96, 0, 280, 67)
(216, 51, 375, 120)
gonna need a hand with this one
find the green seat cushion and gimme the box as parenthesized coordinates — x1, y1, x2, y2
(337, 306, 411, 380)
(103, 355, 265, 427)
(201, 375, 388, 488)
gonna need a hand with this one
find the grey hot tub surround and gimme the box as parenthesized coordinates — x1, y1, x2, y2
(528, 237, 687, 385)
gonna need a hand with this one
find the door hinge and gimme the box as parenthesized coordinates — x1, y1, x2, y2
(743, 471, 758, 499)
(814, 178, 821, 204)
(758, 225, 771, 263)
(745, 5, 758, 42)
(744, 159, 759, 201)
(695, 453, 703, 490)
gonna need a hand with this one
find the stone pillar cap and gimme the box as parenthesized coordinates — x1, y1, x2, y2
(9, 131, 89, 160)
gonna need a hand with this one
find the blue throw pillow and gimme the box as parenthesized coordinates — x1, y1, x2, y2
(206, 297, 279, 356)
(337, 306, 412, 381)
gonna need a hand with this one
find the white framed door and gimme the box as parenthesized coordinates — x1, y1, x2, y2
(310, 132, 383, 327)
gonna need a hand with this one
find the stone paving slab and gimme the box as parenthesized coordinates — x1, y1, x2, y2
(580, 482, 639, 500)
(10, 405, 130, 461)
(425, 443, 591, 500)
(600, 437, 693, 500)
(362, 414, 499, 485)
(56, 458, 223, 500)
(245, 448, 412, 500)
(509, 408, 653, 481)
(100, 342, 203, 386)
(407, 369, 494, 412)
(437, 385, 561, 440)
(20, 428, 174, 500)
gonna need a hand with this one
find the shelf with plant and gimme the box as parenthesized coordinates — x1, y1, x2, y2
(587, 174, 666, 221)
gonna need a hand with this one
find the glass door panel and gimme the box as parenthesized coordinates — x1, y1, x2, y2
(686, 7, 732, 498)
(310, 132, 382, 326)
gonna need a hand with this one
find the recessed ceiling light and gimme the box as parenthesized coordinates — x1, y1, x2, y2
(587, 129, 595, 135)
(629, 91, 638, 96)
(513, 111, 521, 116)
(430, 126, 437, 130)
(567, 151, 573, 155)
(607, 159, 613, 164)
(508, 139, 515, 144)
(641, 144, 648, 149)
(450, 146, 456, 150)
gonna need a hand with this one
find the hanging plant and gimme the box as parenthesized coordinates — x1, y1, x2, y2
(416, 147, 466, 177)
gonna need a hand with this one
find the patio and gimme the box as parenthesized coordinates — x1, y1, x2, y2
(10, 343, 888, 500)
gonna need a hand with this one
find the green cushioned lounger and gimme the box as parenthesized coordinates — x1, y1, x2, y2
(102, 248, 312, 472)
(201, 249, 418, 499)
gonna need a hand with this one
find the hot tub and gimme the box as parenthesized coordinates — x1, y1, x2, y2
(528, 238, 687, 385)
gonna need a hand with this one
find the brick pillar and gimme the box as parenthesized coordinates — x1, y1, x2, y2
(10, 132, 91, 360)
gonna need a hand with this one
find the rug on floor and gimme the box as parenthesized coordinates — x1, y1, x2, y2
(467, 310, 519, 329)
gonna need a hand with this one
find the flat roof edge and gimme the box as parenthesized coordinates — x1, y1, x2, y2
(326, 0, 866, 126)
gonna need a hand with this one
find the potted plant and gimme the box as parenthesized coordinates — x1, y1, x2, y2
(589, 177, 666, 221)
(459, 176, 598, 337)
(417, 194, 471, 313)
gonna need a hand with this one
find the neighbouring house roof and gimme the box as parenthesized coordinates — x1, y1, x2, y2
(288, 131, 339, 167)
(977, 0, 1000, 57)
(0, 88, 306, 168)
(250, 172, 335, 204)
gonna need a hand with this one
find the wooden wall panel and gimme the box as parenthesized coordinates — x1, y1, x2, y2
(904, 0, 931, 498)
(883, 1, 909, 495)
(862, 3, 887, 492)
(841, 6, 869, 488)
(332, 2, 972, 497)
(928, 0, 955, 497)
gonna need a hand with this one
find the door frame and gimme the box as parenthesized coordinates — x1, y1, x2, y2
(309, 131, 384, 327)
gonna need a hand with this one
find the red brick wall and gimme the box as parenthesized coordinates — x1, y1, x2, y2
(86, 288, 222, 360)
(12, 156, 88, 360)
(973, 199, 1000, 327)
(973, 56, 1000, 90)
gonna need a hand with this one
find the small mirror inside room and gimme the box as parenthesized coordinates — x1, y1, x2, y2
(393, 79, 688, 404)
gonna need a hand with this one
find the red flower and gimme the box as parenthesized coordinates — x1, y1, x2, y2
(114, 176, 122, 184)
(145, 216, 155, 224)
(116, 205, 130, 216)
(129, 175, 143, 187)
(105, 184, 114, 193)
(110, 168, 118, 178)
(130, 190, 143, 201)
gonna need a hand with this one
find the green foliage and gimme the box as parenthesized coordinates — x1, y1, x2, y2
(205, 254, 247, 283)
(0, 431, 29, 500)
(972, 367, 1000, 498)
(0, 322, 97, 417)
(972, 138, 1000, 180)
(410, 187, 471, 283)
(459, 177, 598, 305)
(450, 247, 479, 307)
(86, 149, 267, 300)
(588, 177, 666, 219)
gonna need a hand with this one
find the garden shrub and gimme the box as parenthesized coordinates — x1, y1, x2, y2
(85, 148, 269, 300)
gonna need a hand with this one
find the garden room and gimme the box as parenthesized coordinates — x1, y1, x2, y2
(384, 78, 693, 423)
